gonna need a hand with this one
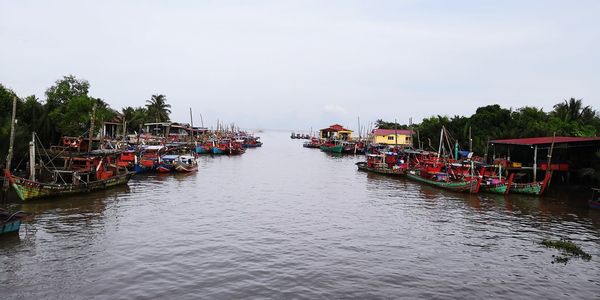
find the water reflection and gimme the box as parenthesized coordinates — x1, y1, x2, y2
(1, 131, 600, 299)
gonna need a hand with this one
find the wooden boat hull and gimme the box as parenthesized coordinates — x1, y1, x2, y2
(174, 164, 198, 173)
(320, 145, 343, 153)
(212, 147, 225, 155)
(156, 164, 173, 173)
(510, 183, 542, 195)
(9, 172, 134, 201)
(1, 219, 21, 234)
(195, 146, 211, 154)
(406, 172, 481, 193)
(589, 200, 600, 209)
(479, 183, 509, 194)
(356, 162, 405, 176)
(303, 144, 320, 148)
(134, 164, 155, 174)
(243, 143, 262, 148)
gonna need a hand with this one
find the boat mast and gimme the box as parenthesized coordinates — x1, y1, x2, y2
(189, 107, 194, 143)
(29, 132, 36, 181)
(469, 126, 474, 178)
(358, 116, 361, 140)
(89, 103, 97, 152)
(437, 126, 444, 162)
(3, 95, 18, 194)
(394, 118, 398, 148)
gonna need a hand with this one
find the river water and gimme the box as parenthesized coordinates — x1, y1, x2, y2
(1, 131, 599, 299)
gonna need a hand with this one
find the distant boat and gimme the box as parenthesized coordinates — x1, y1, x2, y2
(303, 137, 321, 148)
(242, 136, 263, 148)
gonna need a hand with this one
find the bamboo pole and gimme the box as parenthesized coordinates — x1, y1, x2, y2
(189, 107, 194, 142)
(89, 103, 97, 152)
(3, 95, 18, 194)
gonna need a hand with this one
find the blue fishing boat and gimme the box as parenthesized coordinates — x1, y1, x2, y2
(157, 154, 179, 173)
(134, 145, 164, 173)
(1, 209, 28, 235)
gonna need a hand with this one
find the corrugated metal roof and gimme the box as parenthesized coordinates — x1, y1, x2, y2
(490, 136, 600, 146)
(320, 124, 352, 132)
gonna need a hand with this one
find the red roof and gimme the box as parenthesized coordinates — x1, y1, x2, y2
(321, 124, 351, 132)
(490, 136, 600, 146)
(372, 129, 414, 136)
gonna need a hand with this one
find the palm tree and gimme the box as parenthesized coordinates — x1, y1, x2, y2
(145, 94, 171, 123)
(552, 98, 596, 124)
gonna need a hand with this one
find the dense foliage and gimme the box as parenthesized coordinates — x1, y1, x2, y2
(377, 101, 599, 154)
(0, 75, 172, 163)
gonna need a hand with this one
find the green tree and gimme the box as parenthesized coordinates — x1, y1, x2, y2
(122, 106, 148, 133)
(45, 76, 114, 138)
(145, 94, 171, 123)
(551, 98, 596, 124)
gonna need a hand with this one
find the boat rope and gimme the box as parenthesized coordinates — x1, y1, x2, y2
(34, 133, 68, 184)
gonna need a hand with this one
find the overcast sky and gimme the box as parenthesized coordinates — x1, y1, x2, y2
(1, 0, 599, 132)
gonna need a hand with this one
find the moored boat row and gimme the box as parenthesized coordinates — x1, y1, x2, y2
(353, 127, 555, 196)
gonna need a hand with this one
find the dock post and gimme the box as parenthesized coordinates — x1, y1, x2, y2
(533, 145, 538, 181)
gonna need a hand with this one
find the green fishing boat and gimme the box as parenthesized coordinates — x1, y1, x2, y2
(406, 170, 481, 193)
(320, 140, 343, 153)
(479, 183, 509, 194)
(510, 172, 551, 196)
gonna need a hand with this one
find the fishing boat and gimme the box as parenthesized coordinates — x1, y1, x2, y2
(157, 154, 179, 173)
(173, 155, 198, 172)
(459, 162, 512, 195)
(212, 140, 228, 154)
(589, 188, 600, 209)
(195, 141, 213, 154)
(406, 169, 481, 193)
(0, 208, 28, 235)
(229, 139, 246, 155)
(5, 150, 133, 201)
(303, 137, 321, 148)
(242, 136, 263, 148)
(320, 140, 343, 153)
(117, 149, 137, 170)
(509, 172, 551, 196)
(356, 152, 407, 176)
(134, 145, 164, 173)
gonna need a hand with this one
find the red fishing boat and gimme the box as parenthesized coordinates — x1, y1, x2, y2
(5, 150, 133, 201)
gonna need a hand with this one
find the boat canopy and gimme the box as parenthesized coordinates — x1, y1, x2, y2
(161, 155, 179, 160)
(144, 145, 165, 151)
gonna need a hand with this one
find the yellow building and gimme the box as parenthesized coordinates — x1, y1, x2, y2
(372, 129, 414, 146)
(320, 124, 353, 141)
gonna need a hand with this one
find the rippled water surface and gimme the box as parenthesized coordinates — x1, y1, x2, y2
(2, 131, 600, 299)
